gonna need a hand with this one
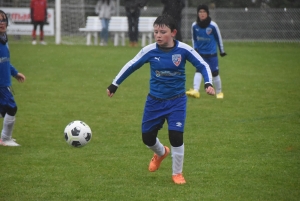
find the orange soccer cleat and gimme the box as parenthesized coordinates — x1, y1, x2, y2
(172, 173, 186, 184)
(148, 146, 170, 172)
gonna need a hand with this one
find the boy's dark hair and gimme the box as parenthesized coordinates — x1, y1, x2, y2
(0, 10, 8, 26)
(153, 14, 177, 31)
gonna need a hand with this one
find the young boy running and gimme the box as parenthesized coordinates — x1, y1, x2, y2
(107, 14, 215, 184)
(0, 10, 26, 146)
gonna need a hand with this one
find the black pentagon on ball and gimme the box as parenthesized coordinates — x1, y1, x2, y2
(71, 141, 82, 147)
(71, 126, 81, 136)
(64, 132, 68, 141)
(85, 133, 92, 141)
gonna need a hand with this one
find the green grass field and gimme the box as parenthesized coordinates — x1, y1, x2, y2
(0, 41, 299, 201)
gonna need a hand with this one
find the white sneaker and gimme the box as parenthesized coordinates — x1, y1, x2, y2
(100, 41, 107, 46)
(32, 40, 37, 45)
(40, 41, 47, 45)
(0, 139, 20, 146)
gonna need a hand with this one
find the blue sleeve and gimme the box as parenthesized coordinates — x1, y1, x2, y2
(10, 65, 18, 77)
(191, 23, 197, 49)
(212, 23, 225, 54)
(112, 49, 149, 86)
(185, 48, 212, 84)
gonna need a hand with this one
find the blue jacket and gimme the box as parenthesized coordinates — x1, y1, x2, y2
(191, 21, 225, 55)
(112, 40, 212, 99)
(0, 42, 18, 87)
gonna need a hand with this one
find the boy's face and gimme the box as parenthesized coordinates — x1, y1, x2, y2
(198, 9, 208, 21)
(0, 13, 7, 34)
(153, 24, 177, 47)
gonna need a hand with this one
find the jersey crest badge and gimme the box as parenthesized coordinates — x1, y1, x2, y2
(172, 54, 181, 67)
(206, 27, 212, 35)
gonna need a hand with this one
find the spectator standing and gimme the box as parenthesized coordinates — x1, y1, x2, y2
(30, 0, 47, 45)
(124, 0, 148, 47)
(161, 0, 185, 41)
(95, 0, 116, 46)
(186, 5, 226, 99)
(0, 10, 26, 146)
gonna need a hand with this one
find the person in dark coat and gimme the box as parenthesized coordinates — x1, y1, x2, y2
(124, 0, 149, 47)
(161, 0, 185, 41)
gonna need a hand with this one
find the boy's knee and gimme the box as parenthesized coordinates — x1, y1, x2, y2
(142, 129, 158, 146)
(212, 70, 219, 77)
(169, 130, 183, 147)
(6, 106, 17, 116)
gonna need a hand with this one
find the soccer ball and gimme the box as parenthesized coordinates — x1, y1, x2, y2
(64, 120, 92, 147)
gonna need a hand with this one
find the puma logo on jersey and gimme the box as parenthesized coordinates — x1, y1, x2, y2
(154, 57, 160, 61)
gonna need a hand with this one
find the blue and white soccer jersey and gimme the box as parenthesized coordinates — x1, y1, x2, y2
(0, 42, 19, 115)
(191, 21, 225, 73)
(111, 40, 212, 133)
(112, 41, 212, 99)
(191, 21, 225, 55)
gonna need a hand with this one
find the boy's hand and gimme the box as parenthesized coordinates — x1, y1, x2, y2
(14, 73, 25, 83)
(205, 86, 215, 95)
(220, 52, 227, 57)
(204, 83, 215, 95)
(107, 84, 118, 97)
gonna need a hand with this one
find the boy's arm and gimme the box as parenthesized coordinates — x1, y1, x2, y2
(10, 65, 18, 77)
(10, 65, 25, 83)
(14, 73, 26, 83)
(107, 49, 148, 97)
(191, 23, 197, 50)
(212, 23, 226, 57)
(186, 48, 215, 95)
(188, 50, 212, 84)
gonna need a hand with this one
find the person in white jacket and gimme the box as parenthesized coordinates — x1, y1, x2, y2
(95, 0, 116, 46)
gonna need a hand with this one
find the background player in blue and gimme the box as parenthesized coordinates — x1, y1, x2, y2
(107, 14, 215, 184)
(186, 4, 227, 99)
(0, 10, 26, 146)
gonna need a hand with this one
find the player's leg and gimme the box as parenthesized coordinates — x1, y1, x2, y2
(186, 70, 201, 98)
(0, 87, 20, 146)
(132, 9, 140, 46)
(125, 8, 134, 46)
(213, 70, 223, 98)
(103, 19, 110, 45)
(142, 128, 170, 172)
(193, 71, 202, 91)
(39, 22, 46, 45)
(167, 95, 186, 184)
(32, 21, 38, 45)
(1, 106, 17, 141)
(142, 95, 170, 172)
(169, 130, 185, 184)
(0, 106, 4, 118)
(100, 19, 108, 45)
(209, 56, 223, 98)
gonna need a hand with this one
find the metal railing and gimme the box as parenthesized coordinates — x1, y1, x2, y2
(2, 1, 300, 43)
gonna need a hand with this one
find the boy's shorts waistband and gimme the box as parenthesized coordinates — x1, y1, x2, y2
(148, 93, 185, 101)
